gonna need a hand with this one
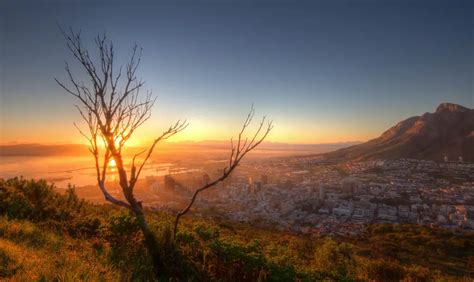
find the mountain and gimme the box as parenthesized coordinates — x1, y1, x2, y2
(323, 103, 474, 162)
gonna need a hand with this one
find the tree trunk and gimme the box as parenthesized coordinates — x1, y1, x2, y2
(133, 207, 164, 276)
(112, 153, 164, 274)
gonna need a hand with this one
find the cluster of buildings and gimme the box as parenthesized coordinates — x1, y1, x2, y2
(143, 157, 474, 236)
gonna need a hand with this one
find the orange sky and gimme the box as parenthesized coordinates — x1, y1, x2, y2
(0, 115, 377, 146)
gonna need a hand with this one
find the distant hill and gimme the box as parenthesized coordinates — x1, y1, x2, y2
(0, 141, 360, 157)
(323, 103, 474, 162)
(162, 140, 361, 153)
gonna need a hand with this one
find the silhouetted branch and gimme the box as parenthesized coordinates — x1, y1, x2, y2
(130, 120, 189, 188)
(173, 105, 273, 238)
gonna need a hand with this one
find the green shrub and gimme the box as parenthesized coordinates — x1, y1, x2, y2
(194, 223, 220, 241)
(0, 217, 50, 248)
(206, 239, 266, 280)
(0, 177, 102, 238)
(313, 239, 356, 277)
(0, 178, 81, 220)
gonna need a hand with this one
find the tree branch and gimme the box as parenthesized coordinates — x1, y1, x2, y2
(173, 106, 273, 238)
(131, 120, 188, 188)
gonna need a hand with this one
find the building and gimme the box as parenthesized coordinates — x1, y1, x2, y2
(150, 181, 160, 194)
(164, 175, 175, 191)
(333, 201, 353, 217)
(203, 173, 211, 185)
(319, 184, 326, 200)
(342, 177, 360, 196)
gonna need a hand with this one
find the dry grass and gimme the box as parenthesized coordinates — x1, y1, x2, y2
(0, 218, 119, 281)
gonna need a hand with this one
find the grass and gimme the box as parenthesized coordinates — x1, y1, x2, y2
(1, 213, 473, 281)
(0, 217, 118, 281)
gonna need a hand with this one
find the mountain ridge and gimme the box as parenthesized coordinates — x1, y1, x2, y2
(323, 103, 474, 162)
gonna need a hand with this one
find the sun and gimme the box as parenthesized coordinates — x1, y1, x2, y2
(109, 159, 117, 168)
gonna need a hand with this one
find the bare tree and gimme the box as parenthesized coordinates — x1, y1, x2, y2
(56, 29, 272, 273)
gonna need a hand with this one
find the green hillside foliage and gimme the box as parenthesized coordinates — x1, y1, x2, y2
(0, 177, 473, 281)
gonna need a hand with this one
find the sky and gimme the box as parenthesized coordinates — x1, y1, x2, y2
(0, 0, 473, 146)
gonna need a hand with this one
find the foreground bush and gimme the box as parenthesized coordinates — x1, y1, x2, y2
(0, 177, 102, 237)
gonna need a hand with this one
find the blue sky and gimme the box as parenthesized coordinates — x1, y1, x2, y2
(1, 0, 473, 144)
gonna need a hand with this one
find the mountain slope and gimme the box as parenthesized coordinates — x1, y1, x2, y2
(324, 103, 474, 162)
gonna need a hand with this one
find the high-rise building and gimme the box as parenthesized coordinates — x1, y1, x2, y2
(150, 181, 160, 194)
(203, 173, 211, 185)
(342, 177, 359, 196)
(247, 177, 254, 194)
(248, 176, 254, 186)
(164, 175, 175, 191)
(319, 184, 326, 200)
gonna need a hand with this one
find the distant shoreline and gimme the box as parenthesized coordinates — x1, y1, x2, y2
(0, 141, 361, 157)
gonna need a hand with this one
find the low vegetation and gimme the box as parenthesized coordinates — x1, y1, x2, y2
(1, 177, 473, 281)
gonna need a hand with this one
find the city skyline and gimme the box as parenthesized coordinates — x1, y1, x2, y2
(1, 0, 473, 146)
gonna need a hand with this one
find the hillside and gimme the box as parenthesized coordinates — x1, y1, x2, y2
(1, 177, 473, 281)
(323, 103, 474, 162)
